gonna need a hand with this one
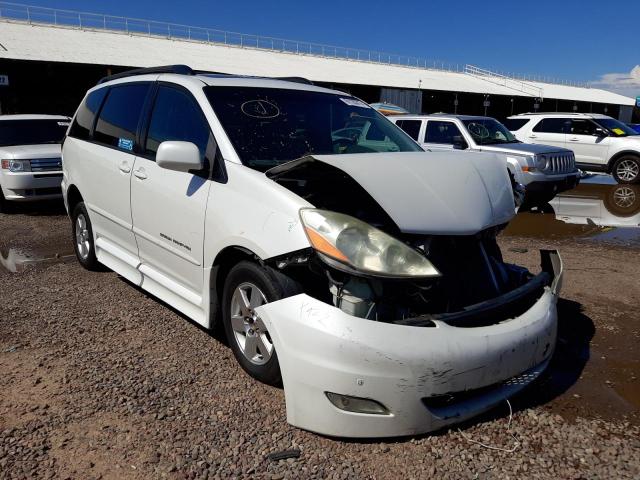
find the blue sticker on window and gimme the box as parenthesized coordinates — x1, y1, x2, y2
(118, 138, 134, 151)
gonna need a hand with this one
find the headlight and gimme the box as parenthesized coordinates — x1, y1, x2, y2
(535, 155, 547, 170)
(0, 159, 31, 172)
(299, 208, 440, 278)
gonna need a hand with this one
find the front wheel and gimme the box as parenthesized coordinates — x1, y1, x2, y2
(71, 202, 101, 271)
(612, 156, 640, 184)
(221, 261, 301, 386)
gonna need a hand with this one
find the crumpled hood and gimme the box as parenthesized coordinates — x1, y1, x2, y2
(478, 142, 573, 156)
(269, 151, 515, 235)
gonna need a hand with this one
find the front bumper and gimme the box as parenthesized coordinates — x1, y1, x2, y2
(1, 171, 63, 201)
(525, 173, 580, 200)
(256, 251, 563, 438)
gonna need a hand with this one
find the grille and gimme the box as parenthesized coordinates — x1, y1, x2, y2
(544, 153, 575, 174)
(30, 157, 62, 172)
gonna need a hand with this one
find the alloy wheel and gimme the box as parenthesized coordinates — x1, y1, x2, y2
(616, 159, 639, 182)
(229, 282, 273, 365)
(75, 213, 91, 260)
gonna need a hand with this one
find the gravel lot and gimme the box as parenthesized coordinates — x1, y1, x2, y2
(1, 201, 639, 479)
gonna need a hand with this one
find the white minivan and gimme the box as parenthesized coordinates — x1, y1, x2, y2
(62, 65, 562, 438)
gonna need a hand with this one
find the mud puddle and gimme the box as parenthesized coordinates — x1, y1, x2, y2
(0, 246, 74, 273)
(505, 181, 640, 247)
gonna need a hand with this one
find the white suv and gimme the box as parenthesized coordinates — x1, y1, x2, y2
(389, 114, 579, 205)
(0, 114, 69, 211)
(506, 113, 640, 184)
(62, 65, 562, 438)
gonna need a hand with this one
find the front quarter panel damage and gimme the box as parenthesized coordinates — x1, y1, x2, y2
(256, 258, 560, 438)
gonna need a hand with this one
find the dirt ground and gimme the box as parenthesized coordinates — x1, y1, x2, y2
(1, 199, 639, 479)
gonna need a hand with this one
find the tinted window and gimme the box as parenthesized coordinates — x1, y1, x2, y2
(145, 86, 210, 160)
(204, 87, 421, 172)
(395, 120, 422, 140)
(94, 83, 150, 151)
(502, 118, 530, 131)
(570, 119, 598, 135)
(425, 121, 462, 144)
(532, 118, 570, 134)
(0, 120, 69, 147)
(68, 88, 107, 141)
(462, 118, 517, 145)
(597, 118, 638, 137)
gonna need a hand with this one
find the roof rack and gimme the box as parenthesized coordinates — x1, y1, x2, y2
(98, 65, 194, 84)
(272, 77, 314, 85)
(98, 65, 315, 86)
(515, 112, 585, 116)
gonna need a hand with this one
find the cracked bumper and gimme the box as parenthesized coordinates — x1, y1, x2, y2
(256, 251, 562, 438)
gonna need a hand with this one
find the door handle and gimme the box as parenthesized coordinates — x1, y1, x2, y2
(118, 162, 131, 174)
(528, 135, 537, 139)
(569, 137, 579, 142)
(133, 168, 148, 180)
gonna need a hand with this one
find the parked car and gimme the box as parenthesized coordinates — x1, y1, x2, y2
(506, 113, 640, 184)
(0, 114, 70, 212)
(389, 114, 579, 205)
(62, 65, 562, 438)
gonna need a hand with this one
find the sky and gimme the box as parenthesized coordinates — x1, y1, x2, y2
(21, 0, 640, 97)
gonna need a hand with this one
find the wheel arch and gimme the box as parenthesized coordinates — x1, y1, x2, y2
(66, 184, 84, 215)
(606, 150, 640, 173)
(209, 246, 262, 329)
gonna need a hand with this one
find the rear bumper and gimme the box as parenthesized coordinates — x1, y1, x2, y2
(1, 171, 63, 201)
(256, 251, 563, 438)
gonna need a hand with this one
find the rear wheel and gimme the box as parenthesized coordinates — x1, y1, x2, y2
(71, 202, 101, 271)
(612, 156, 640, 184)
(221, 261, 301, 386)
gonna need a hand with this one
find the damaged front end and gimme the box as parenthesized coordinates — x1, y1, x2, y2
(257, 152, 562, 437)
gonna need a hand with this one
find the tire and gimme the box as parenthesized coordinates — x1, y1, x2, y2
(71, 202, 101, 271)
(612, 156, 640, 184)
(221, 261, 301, 386)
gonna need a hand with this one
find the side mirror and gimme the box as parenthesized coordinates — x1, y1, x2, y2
(452, 135, 468, 150)
(594, 127, 608, 137)
(156, 141, 203, 173)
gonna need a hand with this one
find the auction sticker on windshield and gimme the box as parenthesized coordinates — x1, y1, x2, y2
(340, 98, 370, 109)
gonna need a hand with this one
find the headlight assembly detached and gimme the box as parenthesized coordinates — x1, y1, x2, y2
(299, 208, 440, 278)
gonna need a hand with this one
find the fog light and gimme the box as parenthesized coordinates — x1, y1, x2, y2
(325, 392, 390, 415)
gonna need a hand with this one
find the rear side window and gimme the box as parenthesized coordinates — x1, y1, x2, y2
(532, 118, 571, 134)
(94, 83, 151, 151)
(502, 118, 530, 131)
(570, 119, 598, 135)
(68, 88, 107, 141)
(145, 86, 211, 160)
(425, 121, 462, 144)
(395, 120, 422, 141)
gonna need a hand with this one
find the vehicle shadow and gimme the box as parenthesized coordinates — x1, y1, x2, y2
(2, 199, 67, 216)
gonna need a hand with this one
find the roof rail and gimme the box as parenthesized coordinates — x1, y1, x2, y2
(516, 112, 584, 116)
(98, 65, 315, 86)
(272, 76, 314, 85)
(98, 64, 194, 84)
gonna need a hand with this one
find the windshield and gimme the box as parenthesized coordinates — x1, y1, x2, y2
(0, 119, 69, 147)
(461, 118, 518, 145)
(204, 87, 421, 171)
(594, 118, 638, 137)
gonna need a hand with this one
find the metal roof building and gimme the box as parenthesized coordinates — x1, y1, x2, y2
(0, 3, 635, 120)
